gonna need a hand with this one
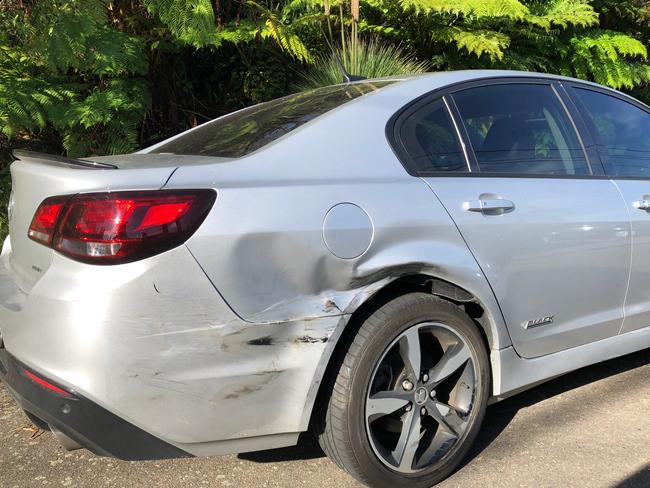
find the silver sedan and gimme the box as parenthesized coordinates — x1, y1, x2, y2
(1, 70, 649, 487)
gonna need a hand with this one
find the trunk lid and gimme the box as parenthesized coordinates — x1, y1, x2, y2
(8, 152, 179, 292)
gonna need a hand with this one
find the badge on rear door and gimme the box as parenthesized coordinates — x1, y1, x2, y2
(522, 315, 554, 329)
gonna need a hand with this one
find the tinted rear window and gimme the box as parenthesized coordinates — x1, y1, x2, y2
(152, 81, 396, 158)
(398, 98, 467, 173)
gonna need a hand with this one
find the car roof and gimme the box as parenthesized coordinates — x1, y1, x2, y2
(330, 69, 644, 128)
(359, 69, 610, 98)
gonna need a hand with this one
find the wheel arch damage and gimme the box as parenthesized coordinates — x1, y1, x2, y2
(296, 262, 512, 433)
(177, 181, 514, 437)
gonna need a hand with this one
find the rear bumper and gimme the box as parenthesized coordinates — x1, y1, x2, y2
(0, 345, 191, 460)
(0, 241, 340, 456)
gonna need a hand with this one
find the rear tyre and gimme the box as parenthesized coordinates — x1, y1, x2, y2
(318, 293, 490, 487)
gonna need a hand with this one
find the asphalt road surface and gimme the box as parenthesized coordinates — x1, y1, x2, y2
(1, 349, 649, 488)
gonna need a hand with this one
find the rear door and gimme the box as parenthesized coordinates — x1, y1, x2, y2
(391, 79, 631, 358)
(568, 86, 650, 334)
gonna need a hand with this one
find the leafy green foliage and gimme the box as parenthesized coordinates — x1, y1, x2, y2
(63, 79, 151, 155)
(526, 0, 599, 30)
(0, 70, 75, 139)
(0, 0, 149, 160)
(357, 0, 649, 92)
(144, 0, 219, 47)
(436, 27, 511, 61)
(571, 30, 649, 89)
(255, 3, 314, 63)
(144, 0, 314, 61)
(398, 0, 528, 19)
(0, 0, 649, 158)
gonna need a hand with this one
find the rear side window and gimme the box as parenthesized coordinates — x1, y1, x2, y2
(398, 99, 468, 173)
(453, 84, 589, 176)
(152, 81, 395, 158)
(574, 88, 650, 178)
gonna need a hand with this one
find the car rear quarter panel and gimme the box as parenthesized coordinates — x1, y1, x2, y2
(165, 83, 512, 355)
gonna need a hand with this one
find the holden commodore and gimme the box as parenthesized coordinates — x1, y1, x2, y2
(1, 70, 649, 487)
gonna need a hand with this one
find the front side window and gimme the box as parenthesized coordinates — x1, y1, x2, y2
(574, 88, 650, 178)
(398, 99, 467, 173)
(453, 84, 589, 176)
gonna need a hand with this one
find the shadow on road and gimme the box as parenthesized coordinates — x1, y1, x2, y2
(238, 432, 324, 462)
(615, 464, 650, 487)
(460, 347, 649, 469)
(239, 348, 650, 464)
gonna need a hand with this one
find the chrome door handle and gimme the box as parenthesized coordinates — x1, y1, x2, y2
(633, 199, 650, 210)
(463, 199, 515, 213)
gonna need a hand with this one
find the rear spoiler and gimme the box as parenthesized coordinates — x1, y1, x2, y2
(12, 150, 118, 170)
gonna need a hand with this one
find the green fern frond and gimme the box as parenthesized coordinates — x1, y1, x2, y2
(0, 69, 76, 138)
(249, 1, 313, 62)
(359, 21, 398, 36)
(219, 20, 259, 44)
(575, 30, 647, 60)
(260, 19, 313, 63)
(399, 0, 528, 19)
(61, 79, 150, 156)
(282, 0, 325, 16)
(61, 131, 92, 157)
(144, 0, 219, 47)
(436, 27, 510, 61)
(86, 27, 149, 76)
(30, 0, 107, 72)
(570, 30, 649, 89)
(102, 119, 141, 155)
(145, 0, 314, 60)
(527, 0, 599, 30)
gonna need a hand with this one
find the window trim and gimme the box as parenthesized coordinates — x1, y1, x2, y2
(441, 96, 473, 172)
(553, 82, 606, 176)
(387, 76, 604, 179)
(444, 95, 480, 173)
(564, 83, 650, 180)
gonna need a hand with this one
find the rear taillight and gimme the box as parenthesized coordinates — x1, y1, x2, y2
(27, 196, 68, 246)
(28, 190, 216, 264)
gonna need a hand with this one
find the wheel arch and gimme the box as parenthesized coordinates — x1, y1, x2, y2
(305, 270, 510, 432)
(344, 271, 509, 350)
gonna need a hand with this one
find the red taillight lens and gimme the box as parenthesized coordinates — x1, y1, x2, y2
(27, 197, 68, 245)
(28, 190, 216, 264)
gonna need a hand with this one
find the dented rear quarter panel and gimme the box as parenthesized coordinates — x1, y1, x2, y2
(164, 79, 510, 351)
(158, 79, 513, 443)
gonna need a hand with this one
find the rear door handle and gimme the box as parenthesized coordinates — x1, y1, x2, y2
(633, 199, 650, 210)
(463, 199, 515, 213)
